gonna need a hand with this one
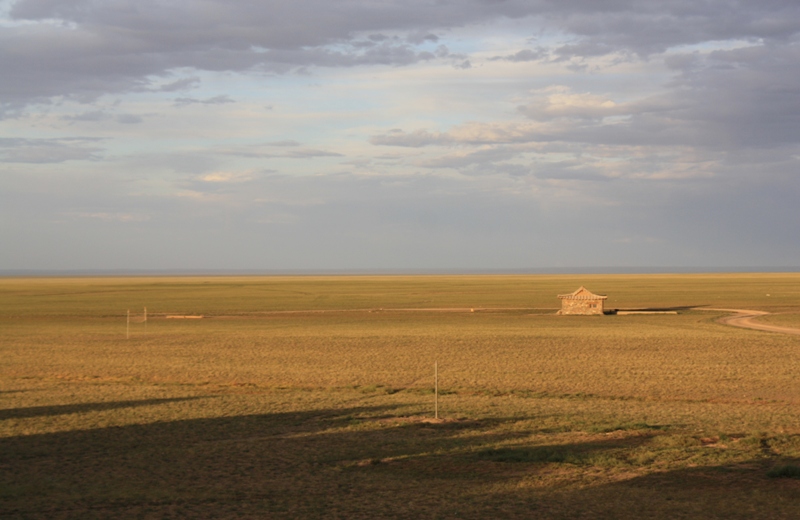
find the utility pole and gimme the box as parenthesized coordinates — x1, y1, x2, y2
(435, 360, 439, 420)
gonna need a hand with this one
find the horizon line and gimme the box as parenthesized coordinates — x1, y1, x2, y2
(2, 266, 799, 277)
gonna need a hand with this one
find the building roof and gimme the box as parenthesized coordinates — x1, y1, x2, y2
(558, 286, 608, 300)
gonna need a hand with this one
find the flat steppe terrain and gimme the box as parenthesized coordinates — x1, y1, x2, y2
(2, 274, 800, 518)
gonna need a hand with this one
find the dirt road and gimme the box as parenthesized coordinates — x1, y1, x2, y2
(698, 308, 800, 336)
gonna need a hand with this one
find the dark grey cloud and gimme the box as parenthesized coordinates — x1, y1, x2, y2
(155, 76, 201, 92)
(542, 42, 800, 151)
(548, 0, 800, 59)
(660, 43, 800, 149)
(4, 0, 800, 109)
(490, 48, 547, 62)
(376, 35, 800, 157)
(1, 0, 501, 107)
(115, 113, 143, 124)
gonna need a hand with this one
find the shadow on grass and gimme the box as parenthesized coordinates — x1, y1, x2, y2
(486, 456, 800, 520)
(1, 404, 799, 519)
(476, 434, 654, 464)
(0, 397, 208, 420)
(607, 305, 710, 315)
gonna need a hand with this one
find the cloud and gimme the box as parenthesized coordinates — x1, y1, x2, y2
(173, 95, 235, 106)
(264, 140, 302, 147)
(213, 143, 343, 159)
(115, 114, 143, 124)
(61, 110, 143, 124)
(5, 0, 797, 110)
(61, 110, 109, 123)
(3, 1, 800, 271)
(547, 1, 800, 58)
(68, 212, 150, 222)
(121, 151, 222, 174)
(0, 1, 495, 107)
(517, 86, 622, 120)
(4, 157, 799, 270)
(154, 76, 201, 92)
(199, 170, 257, 183)
(371, 122, 560, 148)
(283, 149, 343, 158)
(175, 190, 224, 201)
(660, 43, 800, 148)
(370, 129, 453, 148)
(374, 46, 800, 154)
(490, 48, 546, 62)
(416, 146, 523, 169)
(0, 137, 104, 163)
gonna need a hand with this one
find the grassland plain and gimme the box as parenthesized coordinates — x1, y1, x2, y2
(2, 274, 800, 519)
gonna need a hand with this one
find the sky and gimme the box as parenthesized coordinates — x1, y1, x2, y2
(2, 0, 799, 272)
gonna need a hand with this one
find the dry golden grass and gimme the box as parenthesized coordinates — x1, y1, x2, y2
(2, 274, 800, 518)
(756, 311, 800, 329)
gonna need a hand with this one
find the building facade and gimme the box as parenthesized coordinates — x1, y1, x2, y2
(557, 286, 607, 315)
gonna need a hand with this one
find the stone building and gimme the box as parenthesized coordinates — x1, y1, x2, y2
(557, 286, 607, 315)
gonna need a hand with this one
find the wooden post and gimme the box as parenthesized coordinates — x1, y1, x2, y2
(126, 309, 130, 339)
(144, 307, 147, 332)
(435, 360, 439, 420)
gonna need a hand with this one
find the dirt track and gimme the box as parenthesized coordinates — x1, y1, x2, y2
(699, 308, 800, 336)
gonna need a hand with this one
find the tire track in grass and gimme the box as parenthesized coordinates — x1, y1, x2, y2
(697, 308, 800, 336)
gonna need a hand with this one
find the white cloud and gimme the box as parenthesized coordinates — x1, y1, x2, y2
(199, 170, 256, 183)
(519, 86, 620, 120)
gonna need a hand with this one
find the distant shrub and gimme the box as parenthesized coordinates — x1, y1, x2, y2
(767, 464, 800, 479)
